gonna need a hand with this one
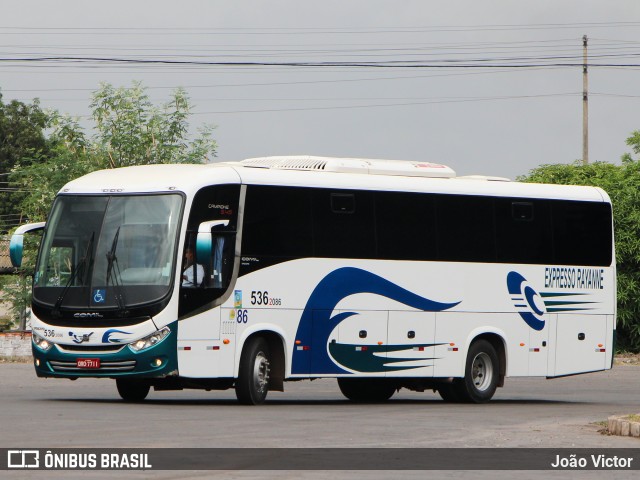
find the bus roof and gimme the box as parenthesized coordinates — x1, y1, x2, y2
(58, 156, 610, 203)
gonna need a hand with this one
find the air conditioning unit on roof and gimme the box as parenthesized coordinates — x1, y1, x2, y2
(240, 156, 456, 178)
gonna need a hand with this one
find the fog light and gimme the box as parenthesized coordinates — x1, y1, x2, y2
(153, 358, 163, 367)
(35, 358, 40, 367)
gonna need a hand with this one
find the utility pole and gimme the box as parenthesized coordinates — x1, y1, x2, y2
(582, 35, 589, 164)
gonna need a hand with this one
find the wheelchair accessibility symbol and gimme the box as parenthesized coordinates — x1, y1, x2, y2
(93, 289, 106, 304)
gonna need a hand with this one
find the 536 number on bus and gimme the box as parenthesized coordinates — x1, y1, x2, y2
(250, 291, 281, 306)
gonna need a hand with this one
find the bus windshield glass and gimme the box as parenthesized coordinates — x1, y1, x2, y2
(34, 194, 183, 314)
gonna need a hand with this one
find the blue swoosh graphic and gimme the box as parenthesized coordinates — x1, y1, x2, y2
(102, 329, 132, 343)
(507, 271, 545, 331)
(292, 267, 460, 374)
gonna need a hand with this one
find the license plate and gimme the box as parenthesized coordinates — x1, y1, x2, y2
(76, 358, 100, 369)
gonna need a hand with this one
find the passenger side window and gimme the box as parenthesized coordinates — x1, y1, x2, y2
(242, 186, 313, 258)
(552, 201, 612, 266)
(495, 199, 553, 264)
(312, 189, 375, 259)
(376, 191, 436, 261)
(436, 195, 496, 263)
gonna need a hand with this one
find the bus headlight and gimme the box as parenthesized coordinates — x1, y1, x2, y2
(33, 332, 53, 351)
(129, 327, 171, 352)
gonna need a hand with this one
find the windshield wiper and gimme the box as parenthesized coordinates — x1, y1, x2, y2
(105, 226, 129, 317)
(52, 232, 95, 318)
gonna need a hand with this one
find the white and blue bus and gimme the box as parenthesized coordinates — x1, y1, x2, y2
(11, 156, 616, 404)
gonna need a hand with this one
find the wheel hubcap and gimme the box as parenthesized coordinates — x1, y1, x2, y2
(471, 352, 493, 391)
(253, 351, 270, 394)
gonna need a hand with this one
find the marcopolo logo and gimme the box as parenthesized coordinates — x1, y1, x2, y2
(507, 271, 546, 331)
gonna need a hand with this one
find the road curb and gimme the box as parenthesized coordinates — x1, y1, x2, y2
(607, 415, 640, 438)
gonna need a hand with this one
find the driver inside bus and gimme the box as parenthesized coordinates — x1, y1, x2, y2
(182, 247, 204, 287)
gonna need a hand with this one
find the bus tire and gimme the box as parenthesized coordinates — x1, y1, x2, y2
(337, 378, 396, 403)
(457, 339, 499, 403)
(235, 337, 271, 405)
(116, 378, 150, 402)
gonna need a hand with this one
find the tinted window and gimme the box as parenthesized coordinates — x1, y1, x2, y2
(552, 201, 612, 266)
(187, 185, 239, 232)
(239, 185, 612, 268)
(495, 199, 553, 264)
(376, 191, 436, 261)
(312, 189, 375, 259)
(242, 186, 313, 258)
(436, 195, 496, 263)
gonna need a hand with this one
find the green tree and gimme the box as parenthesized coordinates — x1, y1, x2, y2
(10, 115, 96, 221)
(11, 82, 217, 222)
(3, 82, 217, 329)
(519, 156, 640, 351)
(0, 94, 54, 231)
(91, 82, 216, 168)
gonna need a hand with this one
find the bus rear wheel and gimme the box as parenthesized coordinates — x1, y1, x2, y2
(337, 378, 396, 403)
(456, 339, 499, 403)
(235, 337, 271, 405)
(116, 378, 150, 402)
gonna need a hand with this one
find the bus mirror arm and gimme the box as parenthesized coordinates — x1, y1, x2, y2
(198, 220, 230, 233)
(195, 220, 230, 265)
(9, 222, 46, 268)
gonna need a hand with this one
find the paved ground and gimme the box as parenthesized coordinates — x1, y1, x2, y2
(1, 362, 639, 479)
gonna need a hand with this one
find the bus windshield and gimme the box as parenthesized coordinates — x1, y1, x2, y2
(34, 194, 183, 316)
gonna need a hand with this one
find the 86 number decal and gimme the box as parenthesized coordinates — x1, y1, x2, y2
(236, 309, 248, 323)
(250, 291, 281, 306)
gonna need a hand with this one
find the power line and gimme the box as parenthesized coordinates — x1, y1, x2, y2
(189, 92, 580, 115)
(593, 92, 640, 98)
(3, 40, 633, 55)
(0, 67, 561, 93)
(3, 50, 640, 64)
(5, 92, 581, 119)
(1, 22, 639, 34)
(0, 37, 589, 50)
(3, 55, 640, 68)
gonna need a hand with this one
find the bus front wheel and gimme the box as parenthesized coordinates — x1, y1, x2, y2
(116, 378, 150, 402)
(235, 337, 271, 405)
(456, 339, 499, 403)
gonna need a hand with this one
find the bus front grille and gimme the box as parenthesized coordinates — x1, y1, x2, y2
(49, 360, 137, 372)
(56, 344, 125, 354)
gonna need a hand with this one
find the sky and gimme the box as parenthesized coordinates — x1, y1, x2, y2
(1, 0, 640, 180)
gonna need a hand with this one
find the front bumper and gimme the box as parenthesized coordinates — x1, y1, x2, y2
(33, 322, 178, 379)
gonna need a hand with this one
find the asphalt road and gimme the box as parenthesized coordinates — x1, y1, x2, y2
(1, 362, 639, 479)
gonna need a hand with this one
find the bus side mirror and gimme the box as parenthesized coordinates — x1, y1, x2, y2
(9, 222, 46, 267)
(195, 220, 230, 264)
